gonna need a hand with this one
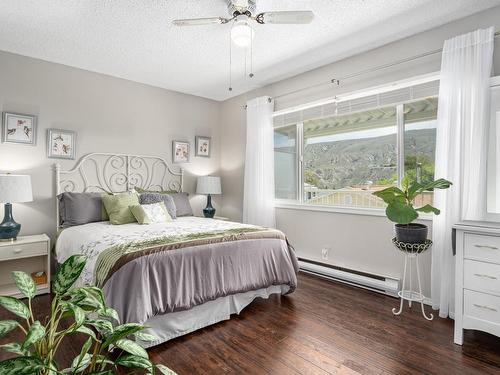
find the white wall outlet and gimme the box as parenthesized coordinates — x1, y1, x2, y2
(321, 247, 329, 260)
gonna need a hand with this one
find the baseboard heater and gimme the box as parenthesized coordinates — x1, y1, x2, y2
(298, 258, 400, 297)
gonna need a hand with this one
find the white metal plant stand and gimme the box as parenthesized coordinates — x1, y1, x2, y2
(392, 238, 434, 321)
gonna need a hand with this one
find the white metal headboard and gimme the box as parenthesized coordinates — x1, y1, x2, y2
(55, 152, 183, 228)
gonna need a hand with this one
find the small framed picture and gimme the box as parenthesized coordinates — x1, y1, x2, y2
(47, 129, 76, 159)
(2, 112, 37, 145)
(195, 136, 211, 158)
(172, 140, 190, 163)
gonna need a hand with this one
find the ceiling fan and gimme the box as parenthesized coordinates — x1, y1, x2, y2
(173, 0, 314, 92)
(173, 0, 314, 47)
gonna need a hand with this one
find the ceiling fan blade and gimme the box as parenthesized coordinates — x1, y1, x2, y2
(256, 11, 314, 25)
(172, 17, 228, 26)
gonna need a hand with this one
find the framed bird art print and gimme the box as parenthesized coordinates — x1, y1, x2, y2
(47, 128, 76, 159)
(2, 112, 37, 145)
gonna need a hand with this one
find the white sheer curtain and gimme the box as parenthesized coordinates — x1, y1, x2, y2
(431, 27, 495, 318)
(243, 96, 276, 227)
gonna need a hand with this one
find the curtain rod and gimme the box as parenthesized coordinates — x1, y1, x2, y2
(243, 30, 500, 109)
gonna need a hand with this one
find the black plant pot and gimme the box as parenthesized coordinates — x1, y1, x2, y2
(395, 223, 428, 244)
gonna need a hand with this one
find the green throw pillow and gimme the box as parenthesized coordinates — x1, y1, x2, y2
(130, 202, 172, 224)
(101, 191, 139, 225)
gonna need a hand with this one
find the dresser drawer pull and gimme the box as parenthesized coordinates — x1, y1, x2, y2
(473, 304, 498, 312)
(473, 273, 498, 280)
(474, 244, 499, 250)
(12, 248, 22, 254)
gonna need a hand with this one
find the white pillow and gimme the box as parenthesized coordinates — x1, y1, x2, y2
(130, 202, 172, 224)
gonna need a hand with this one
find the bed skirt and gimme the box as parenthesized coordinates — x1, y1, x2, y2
(137, 284, 290, 348)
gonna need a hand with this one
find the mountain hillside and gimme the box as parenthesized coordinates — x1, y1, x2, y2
(303, 129, 436, 189)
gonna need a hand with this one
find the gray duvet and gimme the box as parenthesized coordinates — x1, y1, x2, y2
(99, 228, 299, 324)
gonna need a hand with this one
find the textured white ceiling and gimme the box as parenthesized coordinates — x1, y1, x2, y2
(0, 0, 499, 101)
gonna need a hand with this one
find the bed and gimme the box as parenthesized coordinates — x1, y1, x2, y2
(54, 153, 298, 348)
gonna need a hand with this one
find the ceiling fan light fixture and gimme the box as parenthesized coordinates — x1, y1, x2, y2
(231, 16, 254, 48)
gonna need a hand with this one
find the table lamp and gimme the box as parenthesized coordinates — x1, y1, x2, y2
(0, 174, 33, 241)
(196, 176, 221, 218)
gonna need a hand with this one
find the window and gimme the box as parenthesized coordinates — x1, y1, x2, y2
(273, 78, 439, 210)
(274, 125, 298, 200)
(404, 98, 438, 207)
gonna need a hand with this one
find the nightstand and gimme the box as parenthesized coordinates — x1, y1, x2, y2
(0, 234, 50, 297)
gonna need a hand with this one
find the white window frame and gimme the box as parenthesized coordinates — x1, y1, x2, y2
(274, 73, 440, 218)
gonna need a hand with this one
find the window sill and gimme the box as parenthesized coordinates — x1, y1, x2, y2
(274, 201, 433, 221)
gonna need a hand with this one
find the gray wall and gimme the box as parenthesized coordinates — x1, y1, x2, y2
(219, 7, 500, 298)
(0, 51, 221, 240)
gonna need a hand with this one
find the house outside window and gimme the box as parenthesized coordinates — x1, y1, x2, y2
(273, 77, 439, 211)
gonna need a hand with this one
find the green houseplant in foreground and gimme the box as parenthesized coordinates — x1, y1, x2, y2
(0, 255, 176, 375)
(372, 175, 452, 243)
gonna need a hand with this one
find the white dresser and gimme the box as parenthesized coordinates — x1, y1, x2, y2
(454, 223, 500, 345)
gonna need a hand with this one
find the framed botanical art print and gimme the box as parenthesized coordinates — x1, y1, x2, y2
(195, 136, 211, 157)
(47, 129, 76, 159)
(172, 140, 190, 163)
(2, 112, 37, 145)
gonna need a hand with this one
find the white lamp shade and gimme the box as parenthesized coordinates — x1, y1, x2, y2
(0, 174, 33, 203)
(196, 176, 221, 195)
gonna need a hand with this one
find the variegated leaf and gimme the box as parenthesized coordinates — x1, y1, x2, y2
(0, 320, 20, 337)
(75, 325, 97, 341)
(62, 302, 85, 331)
(12, 271, 36, 299)
(71, 352, 91, 373)
(135, 332, 158, 342)
(0, 343, 27, 356)
(0, 296, 30, 319)
(94, 354, 115, 367)
(70, 287, 104, 311)
(115, 338, 148, 359)
(98, 306, 119, 323)
(87, 319, 113, 336)
(73, 336, 93, 371)
(115, 354, 152, 369)
(102, 323, 144, 348)
(0, 356, 44, 375)
(53, 255, 87, 295)
(21, 321, 45, 350)
(156, 364, 178, 375)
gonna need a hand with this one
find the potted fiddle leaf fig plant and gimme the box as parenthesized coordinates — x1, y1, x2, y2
(372, 175, 452, 243)
(0, 254, 176, 375)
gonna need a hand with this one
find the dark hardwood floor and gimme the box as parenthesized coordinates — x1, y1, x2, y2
(1, 272, 499, 374)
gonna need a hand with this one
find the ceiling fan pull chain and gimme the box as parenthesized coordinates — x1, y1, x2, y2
(228, 31, 233, 92)
(249, 31, 254, 78)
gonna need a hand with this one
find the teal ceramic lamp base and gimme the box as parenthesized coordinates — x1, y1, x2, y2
(0, 203, 21, 241)
(203, 194, 216, 218)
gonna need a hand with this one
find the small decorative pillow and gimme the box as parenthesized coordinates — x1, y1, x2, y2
(139, 193, 177, 219)
(130, 202, 172, 224)
(101, 191, 139, 225)
(169, 192, 193, 217)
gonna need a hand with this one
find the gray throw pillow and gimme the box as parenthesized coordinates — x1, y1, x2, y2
(58, 192, 109, 227)
(139, 193, 177, 219)
(169, 192, 193, 217)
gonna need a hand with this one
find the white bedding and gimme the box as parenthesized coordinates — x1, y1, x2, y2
(55, 216, 256, 286)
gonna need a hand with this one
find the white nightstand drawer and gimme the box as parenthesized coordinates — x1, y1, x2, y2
(0, 241, 48, 261)
(464, 289, 500, 325)
(464, 259, 500, 295)
(464, 233, 500, 264)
